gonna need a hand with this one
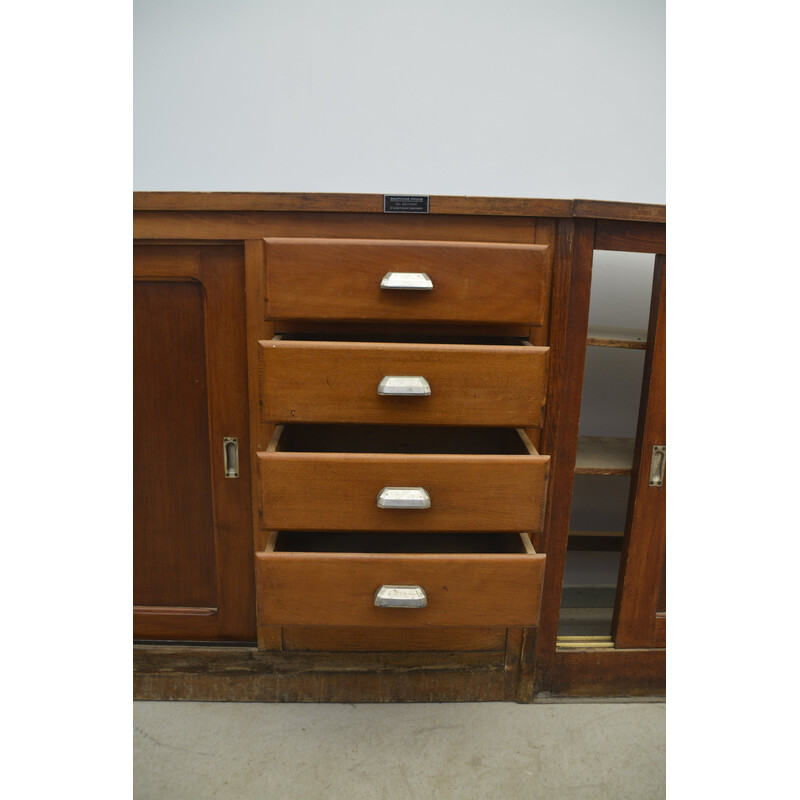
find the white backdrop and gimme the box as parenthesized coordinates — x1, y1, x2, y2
(133, 0, 665, 202)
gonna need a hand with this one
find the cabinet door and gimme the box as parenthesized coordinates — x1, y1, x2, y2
(612, 255, 666, 648)
(134, 244, 255, 641)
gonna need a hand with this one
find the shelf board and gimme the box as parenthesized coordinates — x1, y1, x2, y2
(586, 326, 647, 349)
(575, 436, 635, 475)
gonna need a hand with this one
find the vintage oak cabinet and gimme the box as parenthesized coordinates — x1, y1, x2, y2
(133, 193, 666, 701)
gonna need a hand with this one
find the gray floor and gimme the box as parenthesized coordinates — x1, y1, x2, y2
(134, 700, 665, 799)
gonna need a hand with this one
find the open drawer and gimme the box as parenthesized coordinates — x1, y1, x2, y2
(257, 425, 550, 532)
(259, 335, 549, 427)
(264, 237, 550, 325)
(256, 531, 546, 627)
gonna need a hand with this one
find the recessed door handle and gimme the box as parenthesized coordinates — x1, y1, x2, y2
(649, 445, 665, 487)
(223, 437, 239, 478)
(380, 272, 433, 291)
(377, 487, 431, 509)
(377, 376, 431, 396)
(374, 585, 428, 608)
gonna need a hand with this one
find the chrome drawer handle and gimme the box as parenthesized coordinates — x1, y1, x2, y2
(377, 487, 431, 509)
(377, 375, 431, 396)
(380, 272, 433, 291)
(374, 585, 428, 608)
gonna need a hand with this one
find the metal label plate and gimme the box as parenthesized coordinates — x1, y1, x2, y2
(383, 195, 429, 213)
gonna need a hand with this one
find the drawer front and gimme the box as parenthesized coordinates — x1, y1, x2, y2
(264, 238, 550, 325)
(256, 545, 545, 628)
(260, 339, 549, 427)
(257, 452, 549, 532)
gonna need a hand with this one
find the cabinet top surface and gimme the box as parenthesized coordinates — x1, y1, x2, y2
(133, 192, 665, 223)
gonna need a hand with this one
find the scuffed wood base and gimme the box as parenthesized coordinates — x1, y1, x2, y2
(134, 646, 518, 703)
(546, 648, 665, 697)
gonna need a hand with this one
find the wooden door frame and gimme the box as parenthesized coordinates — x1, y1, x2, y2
(533, 222, 666, 698)
(612, 254, 666, 648)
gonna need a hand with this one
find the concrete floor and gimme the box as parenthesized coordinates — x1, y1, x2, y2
(134, 700, 665, 799)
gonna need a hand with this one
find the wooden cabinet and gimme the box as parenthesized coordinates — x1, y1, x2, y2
(133, 244, 255, 641)
(132, 194, 665, 701)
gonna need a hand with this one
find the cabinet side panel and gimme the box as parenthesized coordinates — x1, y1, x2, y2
(133, 280, 218, 607)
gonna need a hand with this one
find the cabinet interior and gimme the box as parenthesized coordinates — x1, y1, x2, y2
(269, 424, 537, 455)
(265, 531, 534, 555)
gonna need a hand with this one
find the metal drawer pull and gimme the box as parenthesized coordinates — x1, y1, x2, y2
(374, 585, 428, 608)
(380, 272, 433, 291)
(377, 375, 431, 396)
(377, 487, 431, 509)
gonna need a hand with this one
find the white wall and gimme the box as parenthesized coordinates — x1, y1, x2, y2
(133, 0, 664, 203)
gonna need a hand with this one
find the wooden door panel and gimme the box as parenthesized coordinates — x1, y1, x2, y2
(133, 280, 218, 608)
(612, 255, 666, 649)
(133, 245, 255, 641)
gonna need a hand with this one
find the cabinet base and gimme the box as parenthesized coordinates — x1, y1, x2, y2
(133, 645, 526, 703)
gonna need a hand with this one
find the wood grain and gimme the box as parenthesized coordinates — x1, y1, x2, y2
(133, 191, 574, 218)
(133, 194, 668, 698)
(594, 219, 666, 253)
(134, 192, 663, 223)
(613, 255, 666, 648)
(549, 648, 665, 697)
(244, 239, 282, 649)
(533, 218, 597, 692)
(654, 615, 666, 648)
(265, 237, 550, 325)
(529, 218, 557, 347)
(573, 199, 666, 224)
(256, 535, 545, 627)
(133, 245, 256, 642)
(133, 280, 217, 608)
(515, 628, 539, 703)
(134, 211, 540, 244)
(281, 627, 507, 652)
(258, 450, 549, 532)
(133, 646, 509, 703)
(259, 339, 548, 427)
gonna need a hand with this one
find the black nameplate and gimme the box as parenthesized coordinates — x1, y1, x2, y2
(383, 195, 429, 213)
